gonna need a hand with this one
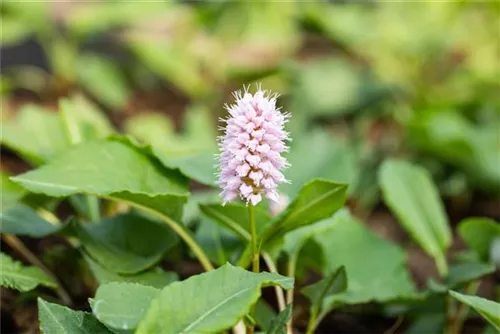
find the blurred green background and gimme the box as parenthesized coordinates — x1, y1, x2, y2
(1, 1, 499, 211)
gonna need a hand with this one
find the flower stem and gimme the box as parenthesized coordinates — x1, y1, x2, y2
(249, 205, 259, 274)
(247, 204, 259, 334)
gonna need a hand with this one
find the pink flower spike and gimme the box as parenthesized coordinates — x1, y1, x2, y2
(217, 85, 291, 205)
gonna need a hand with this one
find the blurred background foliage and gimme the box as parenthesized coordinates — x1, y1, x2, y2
(1, 0, 499, 210)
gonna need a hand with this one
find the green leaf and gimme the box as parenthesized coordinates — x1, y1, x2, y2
(409, 111, 500, 192)
(1, 172, 26, 211)
(0, 204, 61, 237)
(38, 298, 113, 334)
(238, 179, 348, 267)
(446, 260, 495, 287)
(458, 217, 500, 261)
(262, 179, 348, 249)
(0, 253, 56, 291)
(76, 54, 130, 109)
(379, 159, 451, 276)
(254, 300, 277, 332)
(312, 210, 417, 307)
(1, 105, 68, 164)
(85, 256, 177, 289)
(137, 263, 293, 334)
(91, 282, 160, 331)
(11, 138, 189, 222)
(302, 266, 347, 309)
(266, 304, 292, 334)
(76, 213, 178, 274)
(125, 106, 217, 186)
(449, 291, 500, 331)
(200, 203, 272, 240)
(59, 95, 115, 145)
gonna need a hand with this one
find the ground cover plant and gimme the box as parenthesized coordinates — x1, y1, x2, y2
(1, 1, 499, 334)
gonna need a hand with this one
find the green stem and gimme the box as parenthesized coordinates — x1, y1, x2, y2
(86, 195, 100, 222)
(247, 204, 259, 334)
(285, 253, 298, 333)
(306, 304, 320, 334)
(101, 195, 214, 272)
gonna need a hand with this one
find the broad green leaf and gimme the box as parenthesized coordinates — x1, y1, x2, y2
(76, 54, 130, 109)
(313, 210, 417, 307)
(1, 172, 26, 211)
(11, 138, 189, 222)
(137, 263, 293, 334)
(262, 179, 348, 248)
(449, 291, 500, 331)
(200, 203, 272, 240)
(38, 298, 113, 334)
(379, 159, 451, 276)
(1, 105, 68, 164)
(282, 130, 358, 197)
(76, 213, 178, 274)
(302, 266, 347, 309)
(458, 217, 500, 261)
(85, 256, 178, 289)
(266, 304, 292, 334)
(59, 95, 115, 144)
(0, 253, 56, 291)
(91, 282, 160, 331)
(0, 204, 61, 237)
(125, 106, 217, 186)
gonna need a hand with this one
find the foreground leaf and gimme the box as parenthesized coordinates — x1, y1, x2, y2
(11, 138, 189, 222)
(38, 298, 112, 334)
(0, 204, 61, 237)
(91, 282, 160, 331)
(458, 217, 500, 262)
(76, 213, 178, 274)
(0, 253, 56, 292)
(86, 256, 177, 289)
(446, 260, 495, 288)
(379, 159, 451, 276)
(137, 263, 293, 334)
(449, 291, 500, 330)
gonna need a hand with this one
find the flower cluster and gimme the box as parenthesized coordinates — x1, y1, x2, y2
(217, 87, 290, 206)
